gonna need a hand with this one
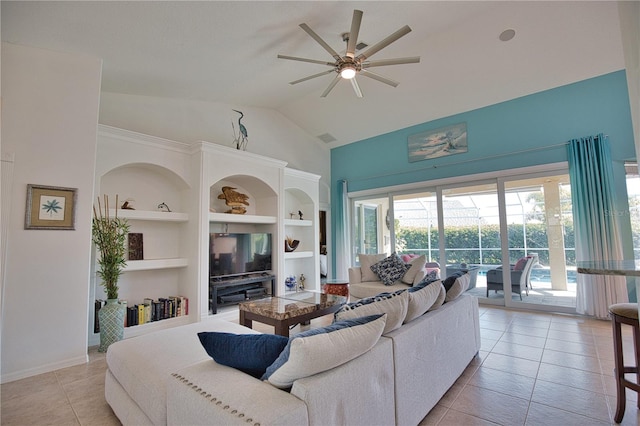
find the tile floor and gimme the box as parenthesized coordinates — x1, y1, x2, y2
(2, 304, 639, 425)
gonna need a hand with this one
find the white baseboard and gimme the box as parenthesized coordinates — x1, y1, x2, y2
(1, 354, 88, 384)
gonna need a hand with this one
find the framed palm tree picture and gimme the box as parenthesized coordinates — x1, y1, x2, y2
(25, 184, 77, 230)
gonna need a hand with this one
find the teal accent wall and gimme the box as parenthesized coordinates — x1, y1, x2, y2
(331, 70, 637, 300)
(332, 71, 634, 192)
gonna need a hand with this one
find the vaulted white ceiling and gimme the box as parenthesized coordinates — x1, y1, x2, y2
(1, 1, 626, 147)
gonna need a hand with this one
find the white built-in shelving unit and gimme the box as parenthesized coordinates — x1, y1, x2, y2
(90, 125, 321, 345)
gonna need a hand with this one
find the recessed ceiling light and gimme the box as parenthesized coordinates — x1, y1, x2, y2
(499, 29, 516, 42)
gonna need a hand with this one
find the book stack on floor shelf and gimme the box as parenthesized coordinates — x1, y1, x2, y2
(94, 296, 189, 331)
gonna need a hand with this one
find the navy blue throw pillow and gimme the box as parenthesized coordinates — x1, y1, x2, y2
(198, 332, 289, 378)
(442, 272, 464, 292)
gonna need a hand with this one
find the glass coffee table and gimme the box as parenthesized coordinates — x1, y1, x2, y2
(239, 291, 347, 337)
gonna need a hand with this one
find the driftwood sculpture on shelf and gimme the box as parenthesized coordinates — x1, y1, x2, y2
(217, 186, 250, 214)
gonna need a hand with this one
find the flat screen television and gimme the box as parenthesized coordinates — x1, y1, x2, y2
(209, 232, 272, 278)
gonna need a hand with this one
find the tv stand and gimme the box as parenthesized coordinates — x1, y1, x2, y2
(209, 273, 276, 314)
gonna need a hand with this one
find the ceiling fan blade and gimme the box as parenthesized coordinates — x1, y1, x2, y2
(356, 25, 412, 62)
(321, 74, 342, 97)
(278, 54, 335, 67)
(359, 69, 399, 87)
(299, 23, 342, 61)
(346, 9, 363, 58)
(289, 69, 336, 85)
(362, 56, 421, 68)
(350, 77, 363, 98)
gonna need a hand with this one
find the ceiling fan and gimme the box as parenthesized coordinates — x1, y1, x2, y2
(278, 9, 420, 98)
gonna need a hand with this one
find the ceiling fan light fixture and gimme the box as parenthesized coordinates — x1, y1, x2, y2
(340, 65, 357, 79)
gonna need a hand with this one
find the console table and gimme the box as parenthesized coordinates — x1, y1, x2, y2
(209, 274, 276, 314)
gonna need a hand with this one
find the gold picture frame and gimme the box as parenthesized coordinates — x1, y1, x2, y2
(25, 184, 77, 230)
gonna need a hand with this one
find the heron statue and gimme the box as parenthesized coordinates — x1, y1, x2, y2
(232, 109, 248, 150)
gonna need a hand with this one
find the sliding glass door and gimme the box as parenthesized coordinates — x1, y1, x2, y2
(353, 196, 390, 265)
(355, 168, 577, 312)
(393, 191, 440, 265)
(441, 183, 500, 303)
(499, 175, 576, 309)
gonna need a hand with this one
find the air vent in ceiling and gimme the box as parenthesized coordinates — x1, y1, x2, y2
(317, 133, 337, 143)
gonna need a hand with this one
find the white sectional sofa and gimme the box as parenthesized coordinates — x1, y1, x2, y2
(105, 293, 480, 425)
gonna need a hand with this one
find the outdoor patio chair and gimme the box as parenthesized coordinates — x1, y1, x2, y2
(485, 256, 536, 300)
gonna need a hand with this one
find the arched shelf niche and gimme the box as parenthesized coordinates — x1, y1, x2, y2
(209, 174, 277, 218)
(100, 162, 190, 215)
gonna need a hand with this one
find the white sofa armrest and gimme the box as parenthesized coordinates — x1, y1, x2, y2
(291, 337, 395, 426)
(348, 267, 363, 284)
(167, 361, 308, 425)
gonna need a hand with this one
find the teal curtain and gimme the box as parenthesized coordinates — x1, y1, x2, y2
(568, 133, 628, 318)
(335, 180, 350, 280)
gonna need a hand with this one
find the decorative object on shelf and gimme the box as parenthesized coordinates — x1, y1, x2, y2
(285, 275, 297, 291)
(121, 198, 135, 210)
(231, 109, 248, 151)
(128, 233, 144, 261)
(157, 202, 171, 212)
(24, 184, 77, 230)
(285, 236, 300, 252)
(289, 211, 296, 219)
(299, 273, 306, 290)
(298, 210, 303, 220)
(218, 186, 250, 214)
(92, 194, 130, 352)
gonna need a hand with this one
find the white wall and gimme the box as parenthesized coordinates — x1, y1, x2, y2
(99, 93, 331, 204)
(1, 43, 102, 382)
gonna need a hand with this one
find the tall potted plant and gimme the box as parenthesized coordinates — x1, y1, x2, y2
(92, 195, 130, 352)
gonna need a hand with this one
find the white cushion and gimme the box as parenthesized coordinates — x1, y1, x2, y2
(264, 314, 387, 389)
(335, 290, 409, 334)
(445, 273, 471, 302)
(428, 283, 447, 311)
(402, 255, 427, 284)
(359, 253, 386, 282)
(404, 280, 443, 323)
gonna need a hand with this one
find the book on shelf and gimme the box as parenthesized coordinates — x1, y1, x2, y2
(137, 304, 145, 325)
(111, 296, 189, 327)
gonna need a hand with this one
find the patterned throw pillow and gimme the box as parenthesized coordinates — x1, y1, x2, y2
(415, 269, 439, 286)
(370, 253, 411, 285)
